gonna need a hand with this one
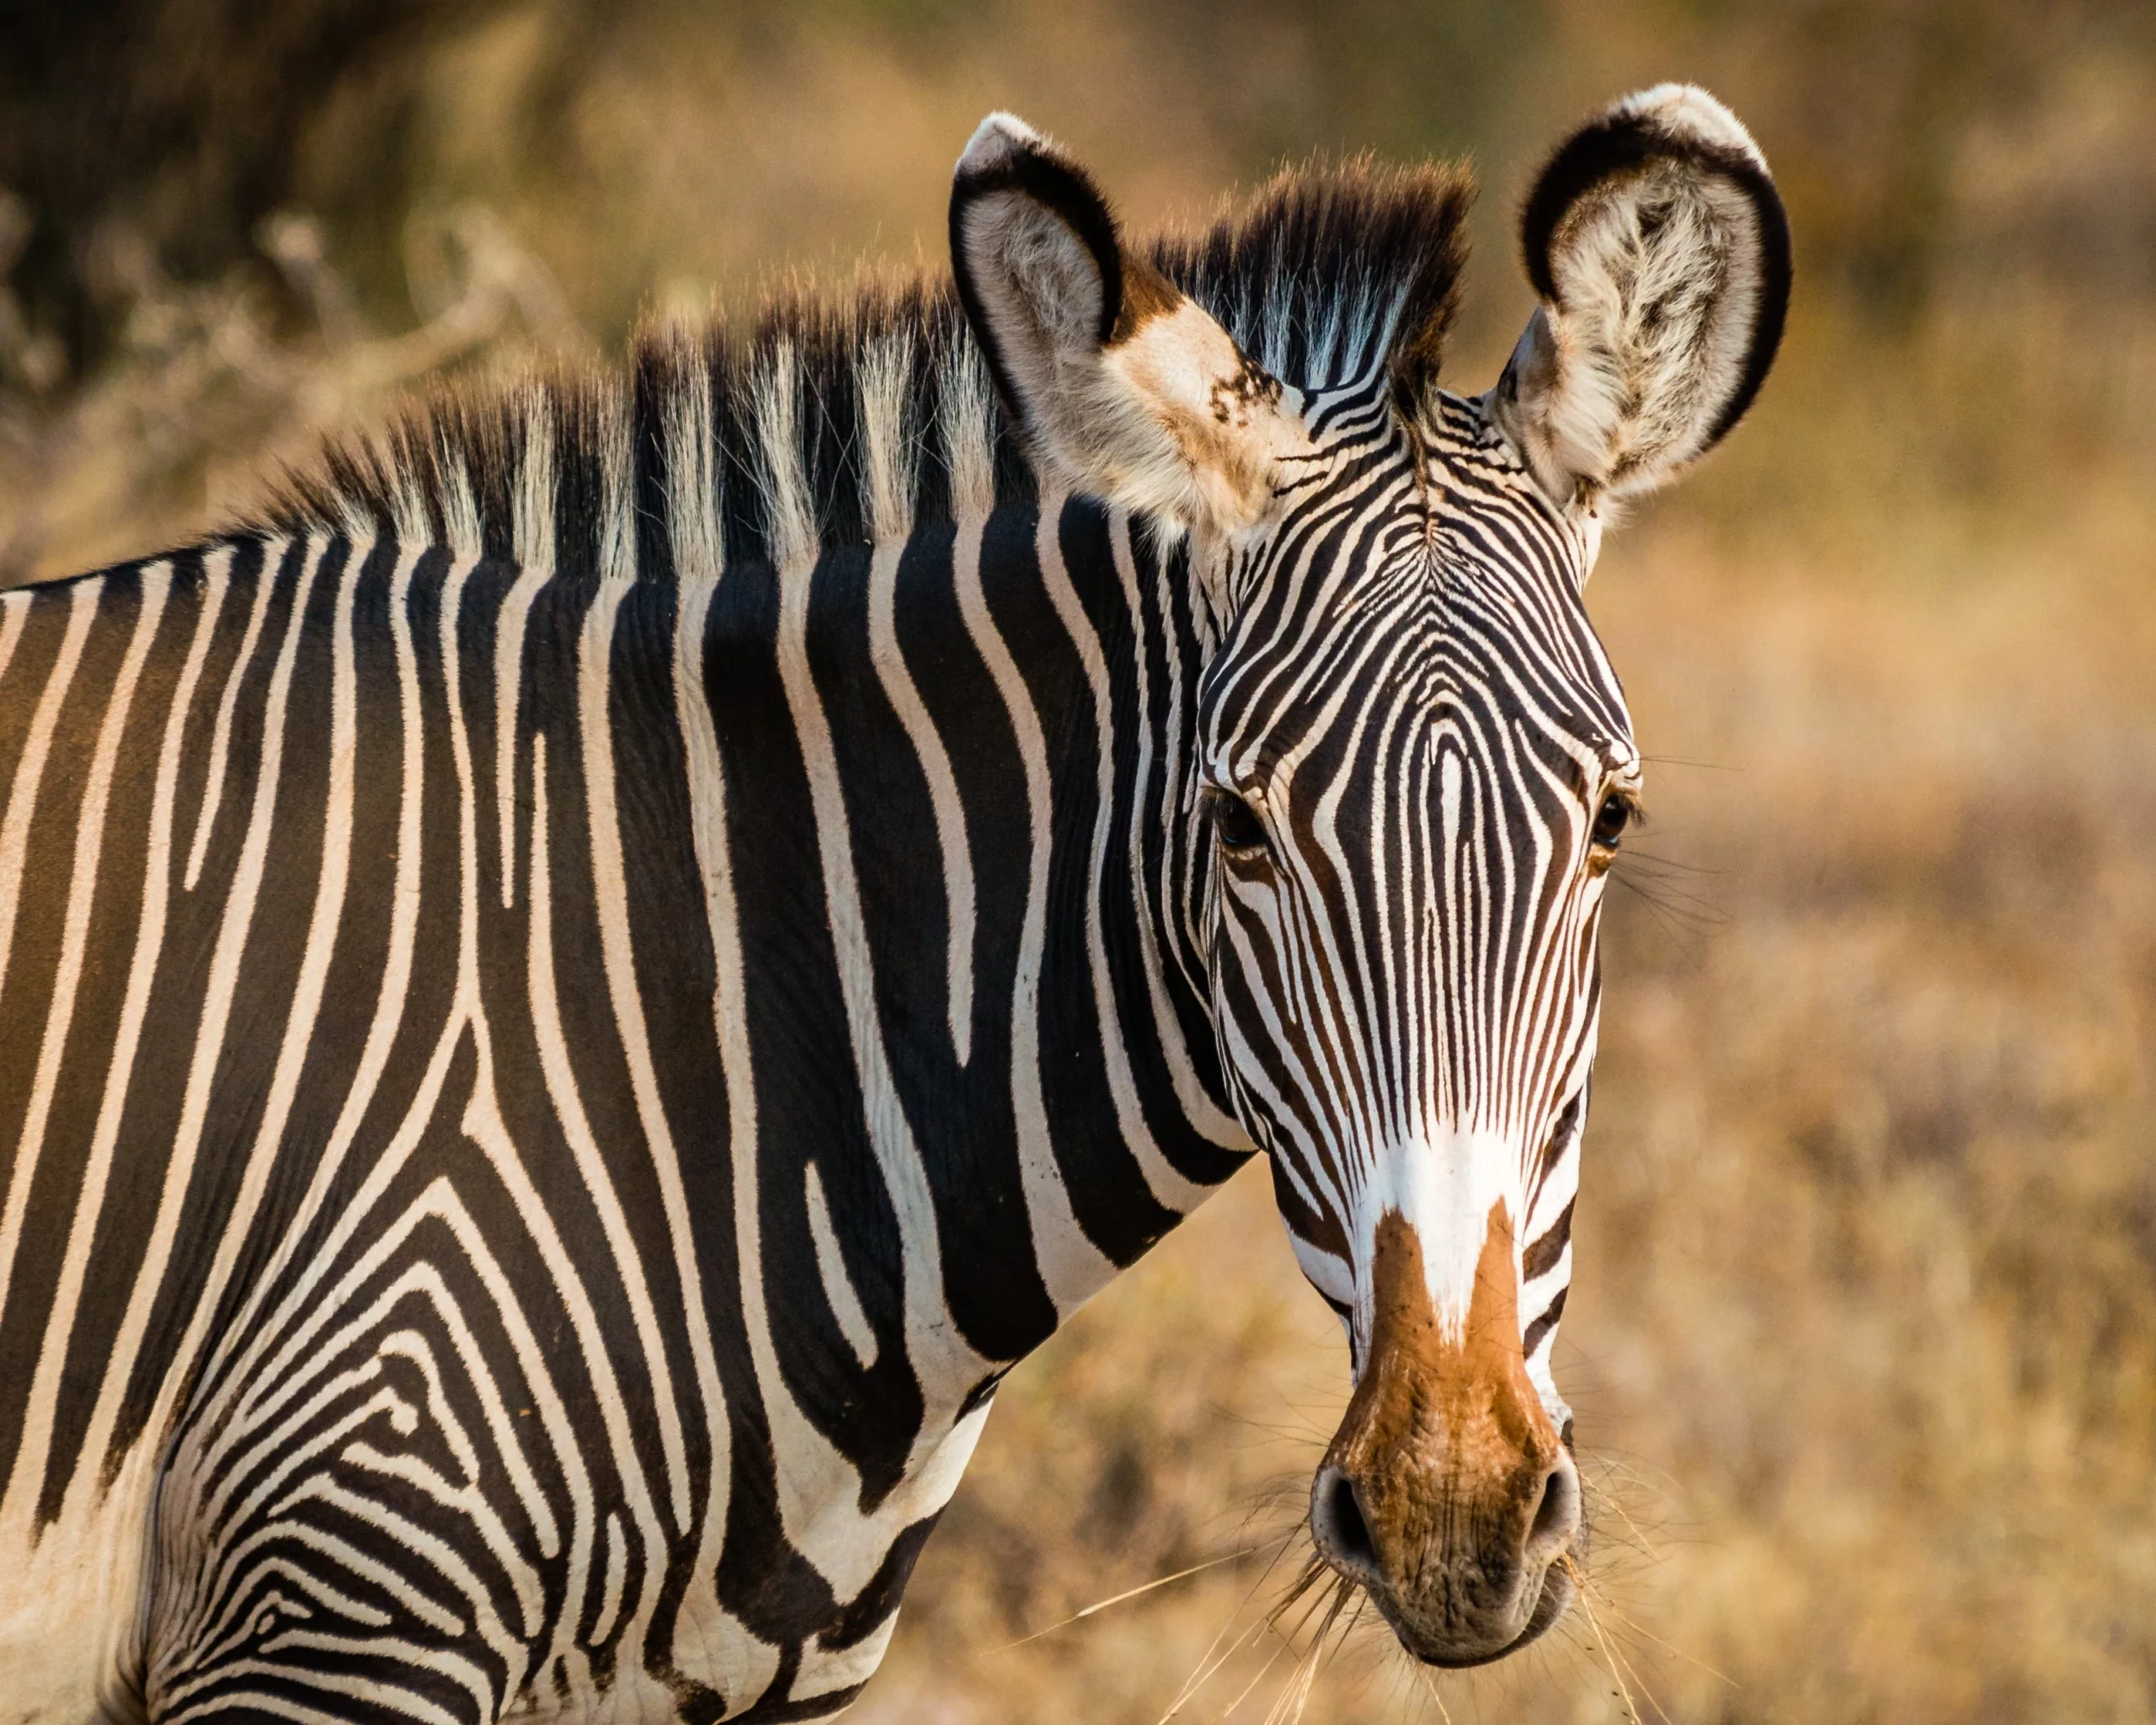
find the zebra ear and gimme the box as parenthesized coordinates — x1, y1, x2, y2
(1490, 84, 1791, 510)
(950, 113, 1303, 533)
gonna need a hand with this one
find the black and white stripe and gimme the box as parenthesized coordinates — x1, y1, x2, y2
(0, 429, 1243, 1723)
(0, 86, 1789, 1720)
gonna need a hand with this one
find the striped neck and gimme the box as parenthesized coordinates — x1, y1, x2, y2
(664, 485, 1253, 1392)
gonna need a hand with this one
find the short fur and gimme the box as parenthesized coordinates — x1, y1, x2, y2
(256, 158, 1474, 574)
(1317, 1206, 1572, 1664)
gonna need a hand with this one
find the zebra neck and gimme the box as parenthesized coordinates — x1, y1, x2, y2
(675, 493, 1249, 1383)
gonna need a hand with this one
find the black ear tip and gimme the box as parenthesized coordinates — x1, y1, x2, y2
(1520, 117, 1628, 304)
(953, 111, 1049, 191)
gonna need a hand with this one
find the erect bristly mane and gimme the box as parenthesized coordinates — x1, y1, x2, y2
(255, 157, 1474, 574)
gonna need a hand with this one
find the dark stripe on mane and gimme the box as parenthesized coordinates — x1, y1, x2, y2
(253, 158, 1474, 572)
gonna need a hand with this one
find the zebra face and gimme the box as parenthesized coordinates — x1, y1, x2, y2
(953, 87, 1789, 1668)
(1196, 409, 1630, 1662)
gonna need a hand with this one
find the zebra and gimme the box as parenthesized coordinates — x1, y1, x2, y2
(0, 84, 1787, 1722)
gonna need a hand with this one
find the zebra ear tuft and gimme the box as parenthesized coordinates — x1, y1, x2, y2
(1492, 84, 1791, 510)
(950, 115, 1306, 534)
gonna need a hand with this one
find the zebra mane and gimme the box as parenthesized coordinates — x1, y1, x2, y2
(255, 157, 1473, 572)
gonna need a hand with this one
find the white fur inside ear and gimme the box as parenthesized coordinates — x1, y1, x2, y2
(954, 184, 1110, 432)
(953, 114, 1101, 377)
(1499, 84, 1779, 508)
(1542, 163, 1762, 494)
(996, 197, 1107, 354)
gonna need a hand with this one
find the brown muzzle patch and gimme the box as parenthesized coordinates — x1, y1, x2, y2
(1313, 1200, 1577, 1664)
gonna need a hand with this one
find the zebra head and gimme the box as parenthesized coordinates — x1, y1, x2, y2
(953, 89, 1789, 1666)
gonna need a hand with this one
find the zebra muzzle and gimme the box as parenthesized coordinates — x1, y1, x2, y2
(1309, 1204, 1581, 1666)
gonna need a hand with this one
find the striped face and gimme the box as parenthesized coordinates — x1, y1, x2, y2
(1198, 386, 1630, 1659)
(953, 88, 1788, 1667)
(1203, 386, 1630, 1333)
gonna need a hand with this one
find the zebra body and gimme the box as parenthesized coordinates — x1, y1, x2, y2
(0, 86, 1787, 1722)
(0, 490, 1235, 1717)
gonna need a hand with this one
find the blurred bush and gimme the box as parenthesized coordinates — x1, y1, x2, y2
(2, 0, 2151, 577)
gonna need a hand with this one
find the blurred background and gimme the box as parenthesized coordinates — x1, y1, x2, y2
(3, 1, 2153, 1718)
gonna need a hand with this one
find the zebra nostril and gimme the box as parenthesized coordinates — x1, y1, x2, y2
(1314, 1466, 1380, 1579)
(1527, 1459, 1579, 1554)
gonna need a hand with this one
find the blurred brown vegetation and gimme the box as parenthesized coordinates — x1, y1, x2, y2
(3, 2, 2153, 1719)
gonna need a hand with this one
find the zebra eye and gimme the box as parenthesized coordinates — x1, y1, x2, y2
(1591, 793, 1633, 849)
(1212, 793, 1268, 855)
